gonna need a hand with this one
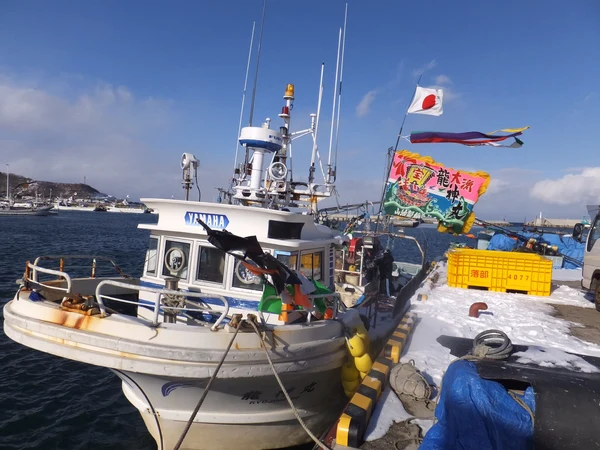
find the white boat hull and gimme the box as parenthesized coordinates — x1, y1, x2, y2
(0, 205, 54, 216)
(115, 369, 345, 450)
(3, 292, 349, 450)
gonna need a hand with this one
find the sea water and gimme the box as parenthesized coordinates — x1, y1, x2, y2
(0, 212, 472, 449)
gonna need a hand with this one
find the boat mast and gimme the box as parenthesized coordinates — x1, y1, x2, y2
(248, 0, 267, 127)
(326, 28, 342, 184)
(233, 22, 256, 174)
(5, 164, 9, 201)
(309, 63, 325, 185)
(332, 3, 348, 183)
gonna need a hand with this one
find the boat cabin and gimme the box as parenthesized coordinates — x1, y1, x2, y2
(137, 198, 344, 324)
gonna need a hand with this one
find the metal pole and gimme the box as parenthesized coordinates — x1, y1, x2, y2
(248, 0, 267, 127)
(333, 3, 348, 174)
(234, 22, 256, 171)
(327, 28, 342, 173)
(309, 63, 325, 184)
(374, 75, 423, 233)
(5, 164, 9, 200)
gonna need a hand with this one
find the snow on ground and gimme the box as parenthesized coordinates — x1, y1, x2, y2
(402, 262, 600, 388)
(364, 384, 412, 441)
(513, 346, 600, 373)
(365, 262, 597, 443)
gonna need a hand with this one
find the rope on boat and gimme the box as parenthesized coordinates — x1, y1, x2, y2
(173, 316, 243, 450)
(471, 329, 513, 360)
(247, 320, 332, 450)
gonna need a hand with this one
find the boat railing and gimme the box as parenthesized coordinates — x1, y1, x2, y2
(95, 280, 230, 331)
(335, 268, 362, 276)
(259, 291, 341, 324)
(31, 255, 129, 280)
(26, 262, 73, 294)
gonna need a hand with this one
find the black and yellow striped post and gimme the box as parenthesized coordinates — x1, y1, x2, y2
(384, 312, 415, 364)
(336, 312, 417, 448)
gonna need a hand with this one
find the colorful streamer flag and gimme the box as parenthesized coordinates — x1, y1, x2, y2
(409, 127, 529, 147)
(383, 150, 490, 234)
(407, 86, 444, 116)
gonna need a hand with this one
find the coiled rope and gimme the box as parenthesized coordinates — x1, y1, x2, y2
(433, 329, 534, 426)
(471, 329, 514, 360)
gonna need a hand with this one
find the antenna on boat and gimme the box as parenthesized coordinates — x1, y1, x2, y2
(233, 22, 256, 174)
(309, 63, 325, 185)
(326, 28, 342, 184)
(248, 0, 267, 127)
(332, 3, 348, 183)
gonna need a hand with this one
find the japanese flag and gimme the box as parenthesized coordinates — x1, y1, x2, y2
(407, 86, 443, 116)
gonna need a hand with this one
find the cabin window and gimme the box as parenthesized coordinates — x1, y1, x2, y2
(162, 240, 191, 280)
(146, 237, 159, 275)
(196, 245, 225, 284)
(231, 259, 264, 291)
(300, 251, 323, 281)
(275, 251, 298, 270)
(588, 215, 600, 252)
(268, 220, 304, 239)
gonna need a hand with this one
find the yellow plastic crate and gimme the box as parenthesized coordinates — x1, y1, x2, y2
(447, 249, 552, 296)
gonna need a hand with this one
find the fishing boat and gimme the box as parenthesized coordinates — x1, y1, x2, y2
(93, 203, 108, 212)
(3, 95, 343, 450)
(3, 11, 428, 450)
(334, 229, 425, 309)
(0, 201, 54, 216)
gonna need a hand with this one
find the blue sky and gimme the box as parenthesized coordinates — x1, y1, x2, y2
(0, 0, 598, 220)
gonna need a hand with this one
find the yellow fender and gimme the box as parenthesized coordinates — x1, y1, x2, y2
(347, 334, 366, 357)
(354, 353, 373, 374)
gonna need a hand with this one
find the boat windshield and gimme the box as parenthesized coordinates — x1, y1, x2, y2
(275, 251, 298, 271)
(300, 251, 323, 281)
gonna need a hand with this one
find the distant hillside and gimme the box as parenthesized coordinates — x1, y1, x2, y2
(0, 172, 103, 199)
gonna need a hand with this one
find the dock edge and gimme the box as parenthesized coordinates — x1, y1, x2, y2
(335, 311, 418, 448)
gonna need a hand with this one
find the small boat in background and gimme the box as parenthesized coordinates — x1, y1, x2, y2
(93, 204, 108, 212)
(0, 201, 54, 216)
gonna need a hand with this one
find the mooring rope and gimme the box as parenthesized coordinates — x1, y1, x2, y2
(247, 320, 332, 450)
(173, 319, 242, 450)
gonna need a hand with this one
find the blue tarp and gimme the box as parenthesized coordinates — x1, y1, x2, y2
(486, 231, 584, 269)
(420, 361, 536, 450)
(487, 233, 518, 252)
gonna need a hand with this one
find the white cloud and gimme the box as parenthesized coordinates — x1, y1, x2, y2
(435, 74, 452, 85)
(439, 87, 460, 102)
(0, 74, 176, 199)
(412, 59, 437, 77)
(485, 178, 510, 195)
(355, 90, 378, 118)
(531, 168, 600, 206)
